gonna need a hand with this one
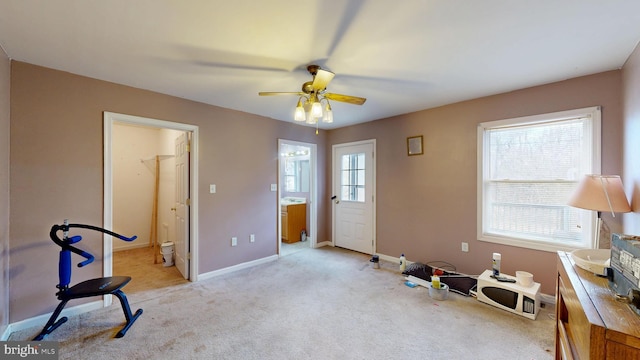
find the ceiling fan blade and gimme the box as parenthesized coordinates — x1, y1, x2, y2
(309, 0, 366, 62)
(312, 69, 335, 91)
(324, 93, 366, 105)
(258, 91, 305, 96)
(176, 44, 299, 72)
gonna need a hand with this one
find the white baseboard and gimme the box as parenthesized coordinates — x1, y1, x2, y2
(2, 300, 104, 340)
(1, 325, 9, 341)
(113, 242, 151, 252)
(539, 292, 556, 306)
(197, 255, 279, 282)
(376, 253, 402, 264)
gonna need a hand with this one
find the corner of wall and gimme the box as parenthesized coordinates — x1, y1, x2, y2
(0, 47, 12, 336)
(622, 41, 640, 236)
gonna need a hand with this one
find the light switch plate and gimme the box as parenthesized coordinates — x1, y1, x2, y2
(270, 184, 277, 192)
(210, 184, 216, 193)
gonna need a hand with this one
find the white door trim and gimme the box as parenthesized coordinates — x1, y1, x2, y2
(331, 139, 377, 252)
(277, 139, 318, 254)
(103, 112, 199, 305)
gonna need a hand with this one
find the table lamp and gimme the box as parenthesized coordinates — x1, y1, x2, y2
(567, 175, 631, 248)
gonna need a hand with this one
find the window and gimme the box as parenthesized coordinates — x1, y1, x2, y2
(341, 153, 366, 202)
(284, 158, 298, 192)
(477, 107, 601, 252)
(284, 158, 310, 193)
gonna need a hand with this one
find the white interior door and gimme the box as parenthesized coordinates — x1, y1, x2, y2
(333, 140, 375, 254)
(174, 132, 190, 279)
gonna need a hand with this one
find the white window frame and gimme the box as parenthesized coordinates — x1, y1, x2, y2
(340, 152, 366, 203)
(477, 106, 601, 252)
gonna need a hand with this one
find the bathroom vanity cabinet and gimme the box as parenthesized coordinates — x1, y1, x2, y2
(281, 203, 306, 243)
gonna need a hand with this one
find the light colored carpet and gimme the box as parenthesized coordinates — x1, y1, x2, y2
(280, 240, 312, 257)
(9, 246, 555, 359)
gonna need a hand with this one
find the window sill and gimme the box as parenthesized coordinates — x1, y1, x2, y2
(478, 233, 590, 253)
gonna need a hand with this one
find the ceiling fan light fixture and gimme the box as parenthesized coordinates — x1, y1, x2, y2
(305, 112, 317, 124)
(304, 100, 317, 124)
(294, 98, 305, 122)
(259, 65, 366, 130)
(311, 100, 323, 118)
(322, 101, 333, 123)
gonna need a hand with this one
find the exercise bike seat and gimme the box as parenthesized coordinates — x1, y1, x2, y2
(59, 276, 132, 301)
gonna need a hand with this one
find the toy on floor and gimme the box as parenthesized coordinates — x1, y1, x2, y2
(33, 220, 143, 340)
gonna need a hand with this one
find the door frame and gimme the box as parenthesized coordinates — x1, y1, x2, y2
(331, 139, 377, 252)
(277, 139, 318, 254)
(103, 112, 199, 305)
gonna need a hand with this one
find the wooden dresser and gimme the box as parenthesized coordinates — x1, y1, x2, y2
(281, 203, 306, 243)
(556, 251, 640, 359)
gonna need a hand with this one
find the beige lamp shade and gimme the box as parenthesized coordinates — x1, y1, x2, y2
(567, 175, 631, 214)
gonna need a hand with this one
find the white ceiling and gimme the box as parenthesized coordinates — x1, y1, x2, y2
(1, 1, 640, 130)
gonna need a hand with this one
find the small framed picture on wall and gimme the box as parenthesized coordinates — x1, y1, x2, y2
(407, 135, 423, 156)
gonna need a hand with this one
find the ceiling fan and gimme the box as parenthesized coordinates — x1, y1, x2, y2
(258, 65, 366, 125)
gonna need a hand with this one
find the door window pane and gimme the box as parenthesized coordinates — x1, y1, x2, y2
(340, 153, 365, 202)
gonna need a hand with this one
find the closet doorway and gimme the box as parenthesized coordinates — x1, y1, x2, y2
(104, 112, 199, 297)
(278, 139, 317, 256)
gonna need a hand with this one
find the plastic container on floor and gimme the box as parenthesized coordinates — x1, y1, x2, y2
(429, 283, 449, 301)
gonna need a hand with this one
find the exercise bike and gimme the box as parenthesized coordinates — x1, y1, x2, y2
(33, 220, 143, 340)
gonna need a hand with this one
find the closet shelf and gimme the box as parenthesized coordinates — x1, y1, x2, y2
(140, 155, 174, 163)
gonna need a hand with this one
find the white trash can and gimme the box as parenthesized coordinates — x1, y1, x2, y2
(160, 241, 174, 267)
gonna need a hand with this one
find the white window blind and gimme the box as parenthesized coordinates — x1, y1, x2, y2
(477, 107, 601, 252)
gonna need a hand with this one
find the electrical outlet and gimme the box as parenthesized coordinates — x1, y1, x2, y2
(231, 237, 237, 246)
(250, 234, 255, 243)
(461, 242, 469, 252)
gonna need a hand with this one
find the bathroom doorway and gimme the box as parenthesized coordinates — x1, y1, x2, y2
(278, 139, 317, 256)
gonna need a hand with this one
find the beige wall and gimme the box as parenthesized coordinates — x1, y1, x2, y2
(9, 61, 328, 322)
(328, 71, 624, 295)
(0, 46, 10, 335)
(622, 43, 640, 234)
(112, 124, 162, 251)
(112, 124, 183, 251)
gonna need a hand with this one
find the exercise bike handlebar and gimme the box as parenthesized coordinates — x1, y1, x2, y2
(50, 223, 138, 268)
